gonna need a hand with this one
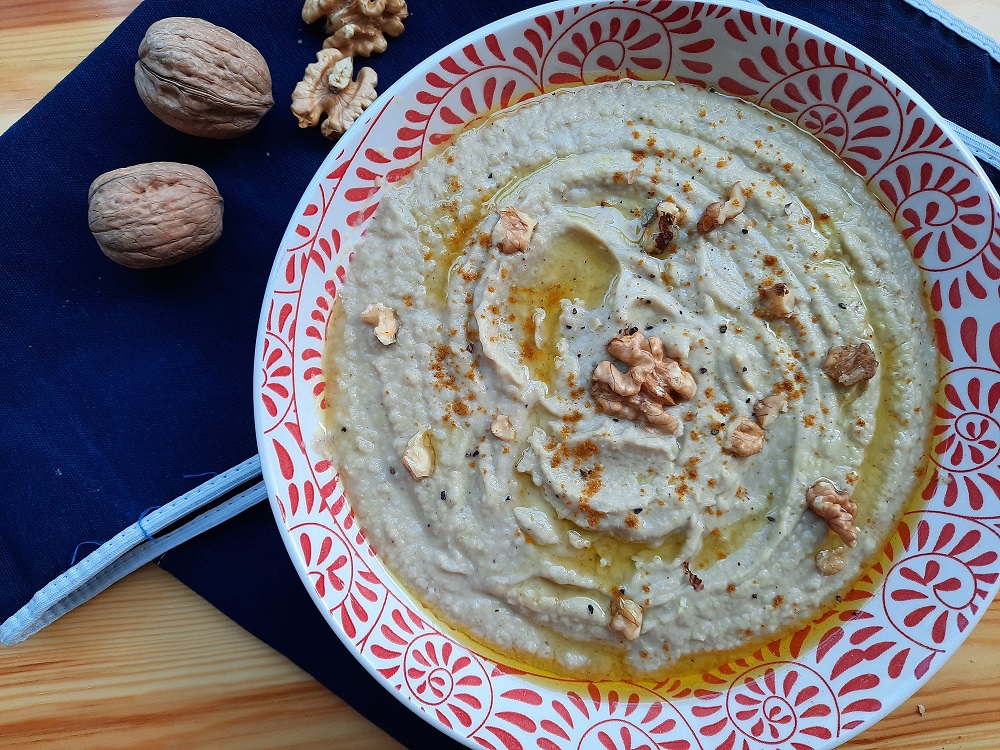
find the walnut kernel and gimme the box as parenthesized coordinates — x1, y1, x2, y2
(642, 200, 681, 256)
(823, 343, 879, 386)
(806, 481, 858, 547)
(303, 0, 408, 59)
(609, 595, 643, 640)
(697, 182, 747, 233)
(756, 283, 795, 318)
(360, 303, 398, 345)
(753, 394, 788, 429)
(492, 207, 536, 254)
(723, 417, 764, 457)
(402, 428, 435, 479)
(292, 49, 378, 138)
(490, 414, 516, 442)
(592, 332, 696, 432)
(815, 547, 847, 576)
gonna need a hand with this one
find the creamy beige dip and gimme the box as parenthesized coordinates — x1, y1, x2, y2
(324, 81, 935, 676)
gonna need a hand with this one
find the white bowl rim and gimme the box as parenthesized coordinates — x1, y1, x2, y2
(252, 2, 1000, 747)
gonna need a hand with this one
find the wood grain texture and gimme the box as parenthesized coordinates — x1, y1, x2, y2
(0, 0, 139, 133)
(2, 1, 1000, 748)
(0, 565, 405, 750)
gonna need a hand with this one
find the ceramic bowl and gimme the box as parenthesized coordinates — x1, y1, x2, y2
(254, 2, 1000, 747)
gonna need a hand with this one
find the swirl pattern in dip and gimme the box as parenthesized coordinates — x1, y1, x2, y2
(324, 81, 935, 676)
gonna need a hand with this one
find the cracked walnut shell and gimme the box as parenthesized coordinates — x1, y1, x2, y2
(88, 162, 223, 268)
(823, 343, 879, 386)
(292, 50, 378, 138)
(135, 17, 273, 138)
(304, 0, 408, 59)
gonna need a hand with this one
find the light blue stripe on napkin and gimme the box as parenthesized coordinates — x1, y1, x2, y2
(904, 0, 1000, 65)
(0, 456, 266, 645)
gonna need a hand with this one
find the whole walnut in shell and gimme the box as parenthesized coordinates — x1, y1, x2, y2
(88, 162, 223, 268)
(135, 17, 274, 138)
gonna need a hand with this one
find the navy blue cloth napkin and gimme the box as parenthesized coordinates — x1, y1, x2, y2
(2, 0, 998, 747)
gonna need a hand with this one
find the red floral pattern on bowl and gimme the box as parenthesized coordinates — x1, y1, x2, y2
(253, 2, 1000, 747)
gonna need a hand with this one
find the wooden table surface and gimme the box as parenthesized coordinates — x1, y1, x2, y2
(3, 1, 1000, 748)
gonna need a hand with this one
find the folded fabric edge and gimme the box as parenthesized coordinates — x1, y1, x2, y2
(944, 121, 1000, 174)
(903, 0, 1000, 65)
(0, 456, 265, 646)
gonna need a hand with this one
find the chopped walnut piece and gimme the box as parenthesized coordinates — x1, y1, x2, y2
(723, 417, 765, 457)
(609, 595, 643, 640)
(806, 481, 858, 547)
(303, 0, 408, 59)
(823, 343, 879, 386)
(682, 561, 705, 591)
(291, 49, 378, 138)
(591, 332, 696, 432)
(756, 283, 795, 319)
(360, 302, 398, 344)
(492, 207, 536, 254)
(641, 201, 681, 256)
(490, 414, 516, 442)
(625, 162, 643, 184)
(402, 428, 435, 479)
(697, 182, 747, 234)
(753, 394, 788, 429)
(815, 547, 847, 576)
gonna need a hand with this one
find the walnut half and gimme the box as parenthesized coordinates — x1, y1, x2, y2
(823, 343, 879, 386)
(291, 49, 378, 139)
(591, 332, 696, 432)
(303, 0, 409, 59)
(806, 481, 858, 547)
